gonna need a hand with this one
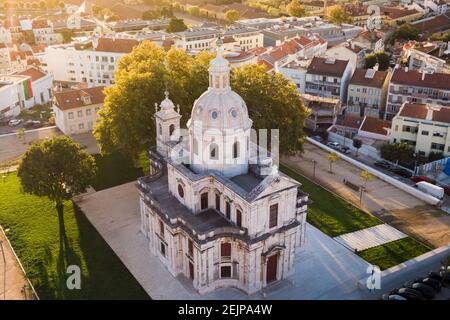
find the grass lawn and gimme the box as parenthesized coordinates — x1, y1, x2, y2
(280, 163, 382, 237)
(0, 170, 149, 299)
(357, 237, 431, 270)
(92, 152, 143, 191)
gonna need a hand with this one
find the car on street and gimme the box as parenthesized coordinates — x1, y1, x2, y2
(338, 146, 350, 154)
(8, 119, 22, 127)
(24, 120, 42, 129)
(326, 142, 340, 149)
(311, 135, 323, 142)
(374, 160, 392, 170)
(403, 282, 435, 299)
(415, 277, 441, 292)
(393, 288, 425, 300)
(390, 167, 413, 178)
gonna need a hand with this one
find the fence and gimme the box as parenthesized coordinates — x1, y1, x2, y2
(416, 156, 450, 176)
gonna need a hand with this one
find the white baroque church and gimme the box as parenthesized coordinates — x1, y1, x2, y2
(137, 40, 309, 295)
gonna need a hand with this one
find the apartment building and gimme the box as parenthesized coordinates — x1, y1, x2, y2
(32, 20, 60, 45)
(222, 27, 263, 51)
(302, 94, 342, 133)
(386, 67, 450, 120)
(53, 86, 105, 135)
(390, 102, 450, 157)
(347, 67, 390, 118)
(305, 57, 353, 103)
(13, 67, 53, 108)
(44, 37, 139, 86)
(406, 42, 449, 74)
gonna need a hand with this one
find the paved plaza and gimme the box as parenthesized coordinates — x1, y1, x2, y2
(74, 181, 375, 300)
(334, 224, 407, 251)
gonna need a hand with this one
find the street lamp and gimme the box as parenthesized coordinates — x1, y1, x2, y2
(312, 159, 317, 178)
(359, 185, 366, 205)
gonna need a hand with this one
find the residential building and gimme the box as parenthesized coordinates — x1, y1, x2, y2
(351, 30, 385, 53)
(32, 20, 60, 45)
(43, 36, 140, 86)
(173, 28, 222, 52)
(13, 67, 53, 108)
(107, 19, 170, 32)
(406, 42, 449, 73)
(424, 0, 449, 15)
(302, 94, 342, 132)
(222, 27, 264, 52)
(410, 14, 450, 39)
(381, 6, 424, 26)
(137, 44, 308, 295)
(390, 102, 450, 156)
(305, 57, 353, 103)
(386, 67, 450, 120)
(53, 86, 105, 135)
(347, 67, 390, 117)
(325, 42, 366, 70)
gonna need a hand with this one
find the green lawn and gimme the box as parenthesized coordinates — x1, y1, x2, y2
(0, 171, 149, 299)
(280, 163, 382, 237)
(357, 237, 431, 270)
(92, 152, 144, 191)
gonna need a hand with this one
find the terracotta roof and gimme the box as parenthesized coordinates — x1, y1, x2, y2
(14, 67, 47, 82)
(359, 117, 391, 136)
(433, 108, 450, 123)
(391, 68, 450, 91)
(349, 68, 389, 88)
(307, 57, 349, 77)
(381, 6, 420, 20)
(32, 20, 50, 29)
(336, 114, 364, 129)
(248, 47, 267, 56)
(3, 18, 20, 28)
(411, 15, 450, 34)
(258, 60, 273, 71)
(398, 103, 428, 119)
(54, 87, 106, 111)
(31, 44, 47, 53)
(9, 51, 27, 60)
(95, 37, 139, 53)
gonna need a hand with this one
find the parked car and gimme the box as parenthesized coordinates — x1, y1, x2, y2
(311, 135, 323, 142)
(404, 282, 435, 299)
(326, 142, 340, 149)
(338, 146, 350, 154)
(416, 277, 441, 292)
(391, 167, 413, 178)
(394, 288, 425, 300)
(374, 160, 392, 170)
(382, 294, 406, 300)
(24, 120, 42, 129)
(410, 176, 434, 184)
(8, 119, 22, 127)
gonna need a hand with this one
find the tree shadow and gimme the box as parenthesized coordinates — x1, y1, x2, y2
(56, 204, 82, 299)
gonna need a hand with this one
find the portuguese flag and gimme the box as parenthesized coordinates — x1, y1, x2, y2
(22, 78, 33, 100)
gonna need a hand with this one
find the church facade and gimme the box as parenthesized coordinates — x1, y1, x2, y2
(137, 41, 309, 295)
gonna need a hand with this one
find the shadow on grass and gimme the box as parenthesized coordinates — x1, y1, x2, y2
(71, 203, 150, 299)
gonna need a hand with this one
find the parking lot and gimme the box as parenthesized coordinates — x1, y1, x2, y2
(282, 141, 450, 248)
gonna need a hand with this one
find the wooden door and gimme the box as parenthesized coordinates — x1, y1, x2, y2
(266, 253, 278, 284)
(189, 261, 194, 280)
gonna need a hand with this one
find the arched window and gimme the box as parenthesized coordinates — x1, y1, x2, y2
(200, 192, 208, 210)
(210, 143, 218, 160)
(158, 124, 162, 135)
(236, 210, 242, 228)
(169, 124, 175, 137)
(193, 138, 198, 155)
(233, 141, 239, 159)
(178, 184, 184, 198)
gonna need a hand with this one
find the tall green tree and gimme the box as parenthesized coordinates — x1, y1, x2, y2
(18, 136, 96, 210)
(287, 0, 306, 18)
(380, 142, 415, 164)
(390, 24, 420, 44)
(365, 52, 390, 71)
(166, 17, 187, 33)
(224, 9, 240, 23)
(326, 5, 351, 25)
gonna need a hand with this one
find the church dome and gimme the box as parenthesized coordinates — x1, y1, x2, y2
(188, 39, 252, 132)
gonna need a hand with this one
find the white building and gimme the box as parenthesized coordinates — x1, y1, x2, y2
(43, 37, 139, 86)
(0, 68, 52, 119)
(390, 102, 450, 157)
(53, 86, 105, 135)
(424, 0, 448, 14)
(32, 20, 60, 45)
(137, 42, 308, 295)
(13, 67, 53, 109)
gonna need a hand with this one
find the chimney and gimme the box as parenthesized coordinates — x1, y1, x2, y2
(373, 63, 379, 71)
(426, 105, 435, 121)
(421, 69, 426, 80)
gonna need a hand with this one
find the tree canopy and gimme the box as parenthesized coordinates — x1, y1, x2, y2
(166, 17, 187, 33)
(326, 5, 351, 25)
(365, 52, 390, 71)
(287, 0, 306, 18)
(380, 142, 415, 165)
(94, 42, 308, 159)
(18, 136, 96, 207)
(224, 9, 240, 23)
(390, 24, 420, 44)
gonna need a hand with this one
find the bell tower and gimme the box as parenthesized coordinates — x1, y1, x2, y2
(155, 91, 181, 156)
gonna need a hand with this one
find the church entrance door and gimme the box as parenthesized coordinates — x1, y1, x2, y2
(266, 253, 278, 284)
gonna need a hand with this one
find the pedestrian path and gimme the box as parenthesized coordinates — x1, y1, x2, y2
(334, 224, 407, 252)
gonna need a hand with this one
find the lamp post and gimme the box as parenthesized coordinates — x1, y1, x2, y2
(312, 159, 317, 178)
(359, 185, 366, 205)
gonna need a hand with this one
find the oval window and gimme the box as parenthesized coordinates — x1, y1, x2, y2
(212, 111, 218, 119)
(178, 184, 184, 198)
(231, 109, 237, 118)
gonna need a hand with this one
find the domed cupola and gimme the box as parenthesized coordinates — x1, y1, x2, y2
(187, 38, 253, 178)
